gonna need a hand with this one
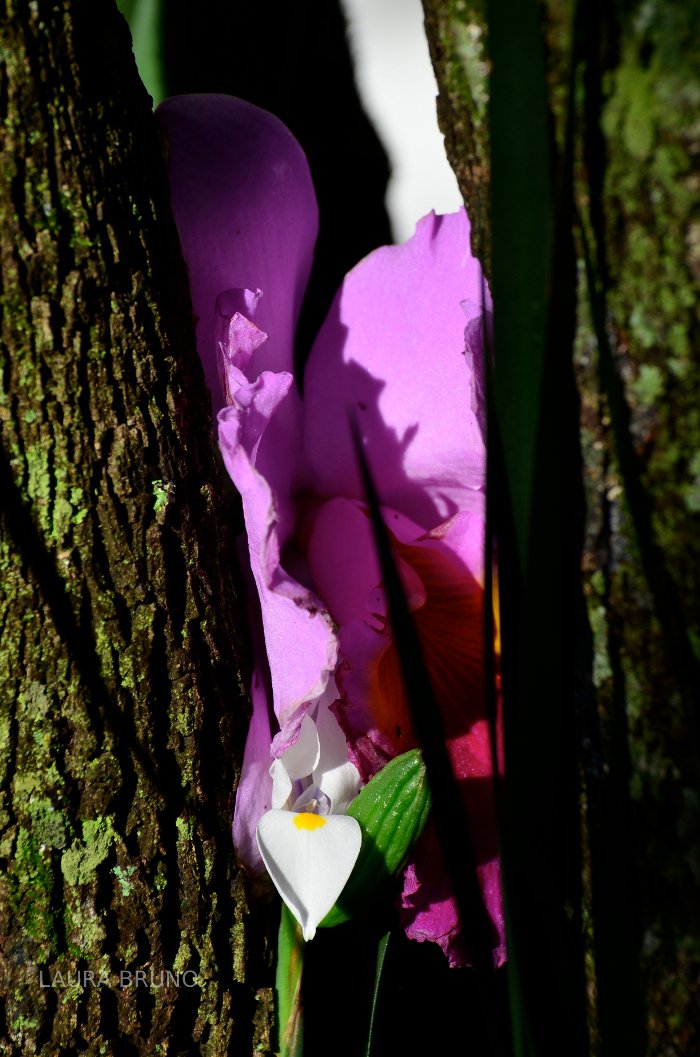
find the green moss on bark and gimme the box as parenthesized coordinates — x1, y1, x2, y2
(0, 2, 275, 1052)
(421, 0, 491, 270)
(423, 1, 700, 1053)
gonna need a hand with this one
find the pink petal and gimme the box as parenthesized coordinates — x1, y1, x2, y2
(427, 507, 486, 585)
(161, 108, 500, 968)
(303, 209, 489, 529)
(333, 618, 394, 782)
(330, 508, 490, 770)
(156, 94, 318, 412)
(231, 659, 274, 876)
(304, 498, 381, 627)
(316, 500, 503, 964)
(216, 300, 302, 542)
(217, 346, 337, 746)
(401, 825, 506, 969)
(305, 497, 430, 628)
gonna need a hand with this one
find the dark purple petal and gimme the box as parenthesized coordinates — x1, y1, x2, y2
(156, 94, 318, 412)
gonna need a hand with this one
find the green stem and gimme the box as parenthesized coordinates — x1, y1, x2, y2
(276, 904, 305, 1057)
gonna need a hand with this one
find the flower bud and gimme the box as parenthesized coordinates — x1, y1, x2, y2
(320, 749, 431, 927)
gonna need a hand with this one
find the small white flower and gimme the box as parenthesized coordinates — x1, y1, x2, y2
(256, 699, 362, 940)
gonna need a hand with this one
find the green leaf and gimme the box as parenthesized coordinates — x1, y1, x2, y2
(487, 1, 590, 1055)
(487, 0, 552, 579)
(116, 0, 165, 107)
(364, 930, 391, 1057)
(319, 749, 431, 928)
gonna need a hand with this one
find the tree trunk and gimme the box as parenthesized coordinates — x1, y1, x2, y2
(0, 3, 273, 1053)
(421, 0, 491, 272)
(422, 2, 700, 1055)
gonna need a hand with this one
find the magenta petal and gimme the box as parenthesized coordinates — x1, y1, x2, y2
(232, 662, 274, 876)
(333, 618, 394, 782)
(400, 827, 506, 969)
(305, 498, 430, 627)
(219, 393, 337, 739)
(217, 318, 338, 758)
(303, 210, 489, 529)
(216, 302, 302, 539)
(156, 94, 318, 411)
(426, 508, 486, 586)
(305, 498, 382, 627)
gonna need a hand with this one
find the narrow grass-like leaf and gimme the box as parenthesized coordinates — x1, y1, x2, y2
(487, 4, 552, 577)
(350, 423, 510, 1057)
(365, 930, 391, 1057)
(346, 418, 523, 1057)
(487, 2, 590, 1056)
(349, 418, 496, 973)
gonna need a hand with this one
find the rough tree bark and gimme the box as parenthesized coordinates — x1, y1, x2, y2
(422, 2, 700, 1055)
(0, 2, 274, 1054)
(421, 0, 491, 271)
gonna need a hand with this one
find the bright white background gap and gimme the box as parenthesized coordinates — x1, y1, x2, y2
(340, 0, 462, 243)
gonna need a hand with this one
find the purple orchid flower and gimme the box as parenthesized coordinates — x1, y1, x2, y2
(157, 94, 505, 967)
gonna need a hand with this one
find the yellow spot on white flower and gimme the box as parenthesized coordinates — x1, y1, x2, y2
(293, 812, 327, 831)
(257, 809, 362, 940)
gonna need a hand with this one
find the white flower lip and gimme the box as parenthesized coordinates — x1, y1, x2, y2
(257, 810, 362, 941)
(257, 700, 362, 940)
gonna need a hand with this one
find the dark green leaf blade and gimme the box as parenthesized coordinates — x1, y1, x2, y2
(487, 2, 590, 1056)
